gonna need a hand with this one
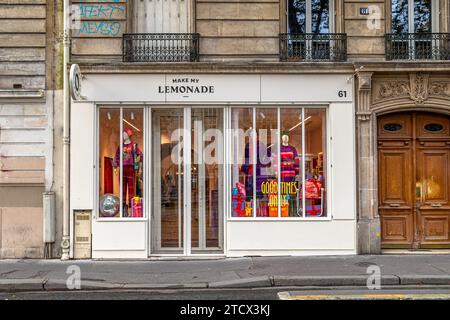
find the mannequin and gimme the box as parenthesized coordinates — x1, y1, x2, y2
(280, 134, 299, 182)
(280, 134, 299, 216)
(113, 128, 143, 216)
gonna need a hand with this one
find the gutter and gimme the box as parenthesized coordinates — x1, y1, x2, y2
(60, 0, 70, 260)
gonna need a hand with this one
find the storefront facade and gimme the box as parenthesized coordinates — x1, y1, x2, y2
(70, 71, 357, 259)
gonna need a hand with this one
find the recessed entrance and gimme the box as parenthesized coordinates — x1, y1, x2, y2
(377, 112, 450, 249)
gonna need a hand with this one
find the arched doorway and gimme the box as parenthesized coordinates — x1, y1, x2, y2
(377, 111, 450, 249)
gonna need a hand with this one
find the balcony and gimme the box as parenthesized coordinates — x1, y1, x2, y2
(123, 33, 200, 62)
(279, 33, 347, 62)
(386, 33, 450, 61)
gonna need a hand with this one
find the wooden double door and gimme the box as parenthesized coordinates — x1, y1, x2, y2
(378, 112, 450, 248)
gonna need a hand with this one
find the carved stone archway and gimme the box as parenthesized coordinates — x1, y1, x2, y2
(356, 72, 450, 254)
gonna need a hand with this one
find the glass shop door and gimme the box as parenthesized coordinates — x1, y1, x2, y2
(151, 108, 224, 255)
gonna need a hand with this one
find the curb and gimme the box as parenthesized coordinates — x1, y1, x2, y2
(122, 283, 208, 289)
(208, 276, 272, 289)
(1, 275, 450, 292)
(0, 279, 45, 292)
(399, 275, 450, 285)
(272, 275, 400, 287)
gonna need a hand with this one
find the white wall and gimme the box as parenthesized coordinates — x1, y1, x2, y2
(330, 102, 356, 220)
(70, 102, 94, 210)
(226, 220, 356, 256)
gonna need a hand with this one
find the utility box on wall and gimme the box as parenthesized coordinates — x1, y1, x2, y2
(74, 211, 92, 259)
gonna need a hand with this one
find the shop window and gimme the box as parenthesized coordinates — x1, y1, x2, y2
(231, 108, 327, 218)
(98, 108, 144, 218)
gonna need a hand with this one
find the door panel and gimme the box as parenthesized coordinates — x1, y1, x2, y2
(378, 112, 450, 249)
(416, 146, 450, 246)
(378, 149, 413, 206)
(416, 114, 450, 139)
(420, 212, 450, 243)
(380, 210, 414, 244)
(417, 149, 449, 204)
(377, 113, 412, 140)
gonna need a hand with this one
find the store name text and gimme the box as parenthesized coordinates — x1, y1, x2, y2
(158, 78, 215, 94)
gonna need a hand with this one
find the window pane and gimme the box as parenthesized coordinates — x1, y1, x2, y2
(304, 109, 327, 217)
(121, 109, 144, 218)
(280, 109, 303, 217)
(231, 108, 254, 217)
(311, 0, 329, 34)
(191, 108, 223, 251)
(256, 109, 278, 217)
(392, 0, 409, 33)
(152, 109, 184, 252)
(414, 0, 432, 33)
(288, 0, 306, 34)
(99, 108, 121, 218)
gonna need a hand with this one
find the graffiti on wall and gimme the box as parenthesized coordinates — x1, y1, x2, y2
(73, 1, 125, 37)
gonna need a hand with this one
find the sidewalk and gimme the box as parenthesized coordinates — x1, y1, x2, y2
(0, 255, 449, 292)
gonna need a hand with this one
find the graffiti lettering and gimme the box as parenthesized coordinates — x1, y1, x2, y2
(79, 21, 121, 36)
(79, 4, 125, 19)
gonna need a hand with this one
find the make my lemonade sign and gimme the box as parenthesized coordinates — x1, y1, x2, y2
(158, 77, 215, 94)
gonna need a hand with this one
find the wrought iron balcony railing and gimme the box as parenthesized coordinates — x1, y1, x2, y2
(280, 33, 347, 62)
(386, 33, 450, 60)
(123, 33, 200, 62)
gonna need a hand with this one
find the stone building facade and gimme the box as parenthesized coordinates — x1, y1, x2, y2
(0, 0, 63, 258)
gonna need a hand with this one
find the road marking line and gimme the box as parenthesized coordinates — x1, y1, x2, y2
(278, 292, 450, 300)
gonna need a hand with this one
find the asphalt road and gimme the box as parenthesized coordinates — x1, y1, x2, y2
(2, 286, 450, 300)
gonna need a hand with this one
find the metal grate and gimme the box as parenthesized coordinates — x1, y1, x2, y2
(123, 33, 200, 62)
(280, 33, 347, 62)
(386, 33, 450, 60)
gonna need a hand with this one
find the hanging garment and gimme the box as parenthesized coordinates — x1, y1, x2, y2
(113, 142, 143, 167)
(113, 142, 143, 215)
(241, 141, 272, 196)
(279, 144, 299, 182)
(303, 178, 323, 199)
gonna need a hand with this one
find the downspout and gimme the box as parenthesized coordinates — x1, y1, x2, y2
(61, 0, 70, 260)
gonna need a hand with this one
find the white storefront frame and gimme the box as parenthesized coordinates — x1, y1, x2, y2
(70, 74, 357, 259)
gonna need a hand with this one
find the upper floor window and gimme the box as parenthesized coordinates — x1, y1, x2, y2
(282, 0, 346, 62)
(288, 0, 333, 34)
(133, 0, 189, 33)
(124, 1, 198, 62)
(386, 0, 449, 60)
(391, 0, 436, 34)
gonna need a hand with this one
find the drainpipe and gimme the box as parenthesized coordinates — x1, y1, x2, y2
(61, 0, 70, 260)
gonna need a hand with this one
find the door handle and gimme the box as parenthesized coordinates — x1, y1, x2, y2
(415, 182, 422, 202)
(430, 203, 442, 208)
